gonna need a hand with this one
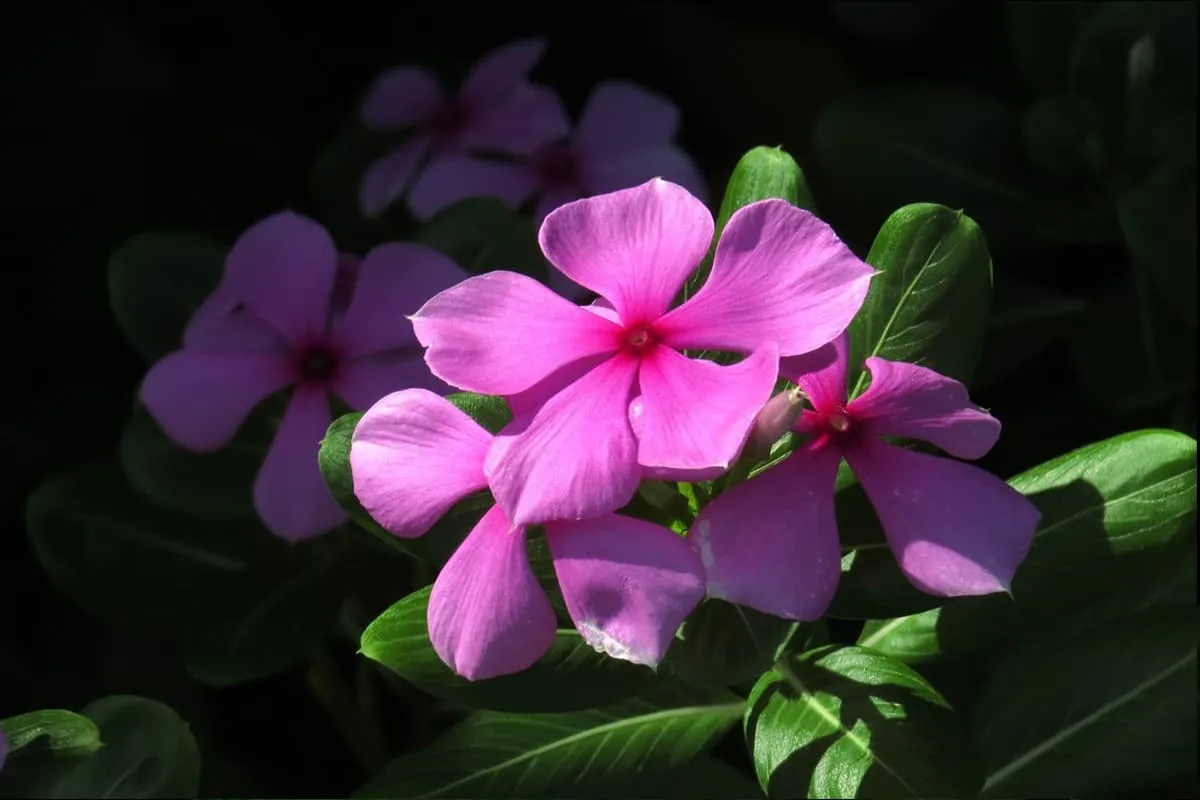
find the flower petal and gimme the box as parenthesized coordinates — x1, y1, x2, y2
(780, 332, 850, 414)
(360, 135, 434, 219)
(657, 200, 874, 356)
(350, 388, 491, 538)
(847, 439, 1040, 597)
(538, 179, 713, 324)
(407, 156, 540, 221)
(182, 305, 291, 353)
(848, 358, 1000, 460)
(533, 186, 583, 227)
(583, 145, 708, 203)
(689, 442, 843, 620)
(636, 343, 779, 471)
(223, 212, 340, 345)
(140, 350, 295, 451)
(575, 81, 681, 157)
(546, 513, 705, 667)
(361, 67, 444, 129)
(333, 355, 450, 410)
(459, 37, 547, 104)
(411, 270, 620, 395)
(332, 242, 469, 357)
(464, 84, 572, 155)
(254, 385, 345, 540)
(428, 505, 556, 680)
(505, 351, 612, 420)
(486, 353, 640, 525)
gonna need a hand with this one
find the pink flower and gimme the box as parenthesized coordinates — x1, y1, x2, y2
(690, 334, 1042, 621)
(350, 389, 706, 680)
(140, 212, 468, 541)
(410, 179, 876, 527)
(359, 37, 568, 218)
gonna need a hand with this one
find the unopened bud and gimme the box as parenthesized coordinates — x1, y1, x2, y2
(746, 387, 807, 460)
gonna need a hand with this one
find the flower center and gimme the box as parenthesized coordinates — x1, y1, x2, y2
(828, 412, 851, 433)
(431, 100, 470, 139)
(623, 326, 655, 353)
(297, 345, 339, 383)
(532, 143, 580, 188)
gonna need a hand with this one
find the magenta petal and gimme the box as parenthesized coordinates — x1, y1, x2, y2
(657, 201, 874, 356)
(183, 306, 291, 353)
(486, 353, 640, 526)
(464, 84, 572, 155)
(360, 135, 434, 219)
(847, 439, 1040, 597)
(583, 146, 708, 203)
(848, 358, 1001, 460)
(538, 179, 713, 324)
(254, 385, 345, 541)
(690, 443, 843, 620)
(428, 505, 557, 680)
(407, 156, 540, 221)
(459, 37, 547, 104)
(533, 187, 583, 228)
(505, 351, 612, 420)
(332, 242, 468, 357)
(636, 343, 779, 471)
(575, 81, 680, 158)
(333, 355, 450, 409)
(140, 350, 295, 451)
(350, 389, 491, 538)
(411, 270, 620, 395)
(361, 67, 444, 129)
(546, 513, 705, 667)
(780, 332, 850, 413)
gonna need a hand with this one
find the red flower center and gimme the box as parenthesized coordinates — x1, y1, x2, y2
(431, 100, 470, 140)
(297, 345, 339, 383)
(623, 326, 656, 354)
(827, 412, 851, 433)
(533, 143, 580, 189)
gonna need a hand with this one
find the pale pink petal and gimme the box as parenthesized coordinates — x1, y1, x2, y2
(848, 358, 1001, 460)
(223, 212, 340, 346)
(332, 355, 451, 410)
(411, 270, 621, 395)
(332, 242, 469, 357)
(636, 343, 779, 471)
(254, 385, 346, 541)
(350, 389, 491, 538)
(846, 439, 1040, 597)
(657, 200, 875, 356)
(140, 351, 295, 451)
(575, 81, 680, 158)
(689, 441, 843, 620)
(485, 353, 640, 526)
(546, 514, 705, 667)
(582, 145, 708, 202)
(361, 67, 444, 129)
(428, 505, 557, 680)
(504, 352, 611, 419)
(780, 333, 851, 413)
(360, 135, 434, 219)
(407, 156, 540, 221)
(463, 84, 572, 155)
(459, 37, 547, 104)
(537, 179, 713, 324)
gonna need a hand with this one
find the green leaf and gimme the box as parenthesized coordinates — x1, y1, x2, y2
(1020, 94, 1105, 178)
(1005, 1, 1097, 94)
(417, 197, 548, 281)
(847, 204, 992, 396)
(1, 710, 102, 758)
(359, 586, 661, 712)
(662, 599, 808, 688)
(973, 609, 1197, 798)
(746, 645, 982, 798)
(355, 685, 744, 798)
(107, 231, 226, 363)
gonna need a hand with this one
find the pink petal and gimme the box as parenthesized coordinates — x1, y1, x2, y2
(361, 67, 444, 129)
(140, 350, 295, 451)
(183, 306, 291, 353)
(254, 385, 346, 541)
(485, 353, 640, 526)
(780, 332, 850, 414)
(459, 37, 548, 105)
(332, 354, 451, 410)
(689, 442, 843, 620)
(223, 212, 340, 346)
(505, 351, 612, 420)
(846, 439, 1040, 597)
(546, 513, 705, 667)
(582, 145, 708, 203)
(627, 396, 728, 482)
(533, 186, 583, 227)
(463, 84, 572, 156)
(411, 270, 621, 395)
(332, 242, 469, 357)
(848, 358, 1001, 460)
(657, 200, 875, 356)
(428, 504, 557, 680)
(575, 81, 681, 158)
(636, 344, 779, 471)
(350, 389, 491, 538)
(537, 179, 714, 324)
(406, 156, 540, 221)
(360, 135, 434, 219)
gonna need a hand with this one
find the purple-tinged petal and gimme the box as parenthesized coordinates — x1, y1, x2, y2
(332, 242, 469, 357)
(538, 179, 713, 324)
(546, 513, 705, 667)
(254, 384, 345, 540)
(362, 67, 444, 129)
(182, 306, 291, 353)
(486, 353, 640, 526)
(428, 504, 556, 680)
(332, 355, 450, 410)
(636, 343, 779, 471)
(360, 135, 435, 219)
(575, 81, 680, 158)
(223, 212, 340, 346)
(350, 389, 491, 538)
(582, 145, 708, 203)
(846, 439, 1040, 597)
(780, 333, 850, 414)
(140, 351, 295, 451)
(411, 270, 621, 395)
(459, 37, 547, 105)
(657, 201, 874, 356)
(689, 442, 843, 620)
(463, 84, 572, 156)
(848, 358, 1000, 460)
(407, 156, 540, 221)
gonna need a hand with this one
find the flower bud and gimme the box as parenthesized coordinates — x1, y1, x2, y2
(745, 387, 806, 460)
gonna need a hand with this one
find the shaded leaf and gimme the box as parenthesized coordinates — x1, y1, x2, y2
(0, 710, 102, 758)
(662, 599, 806, 688)
(417, 197, 547, 281)
(1005, 1, 1097, 94)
